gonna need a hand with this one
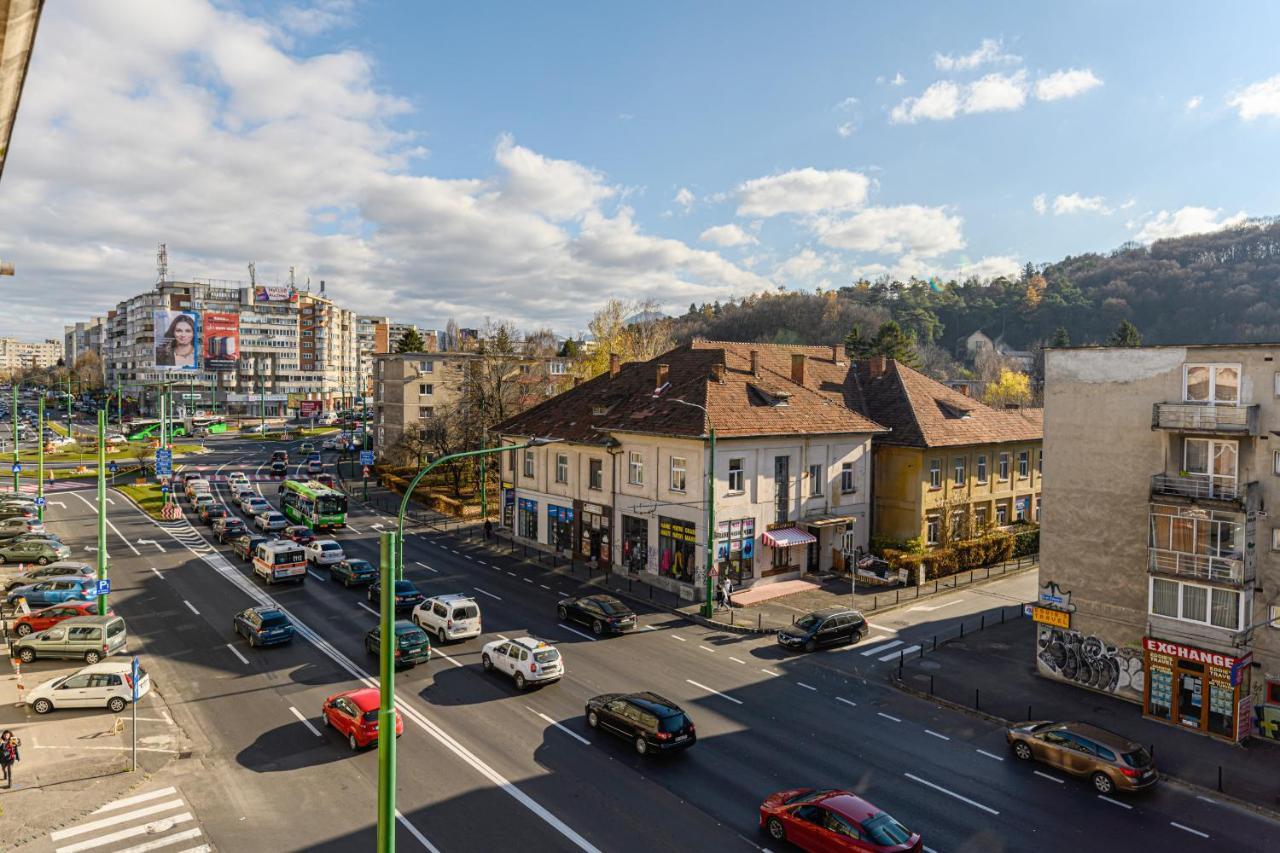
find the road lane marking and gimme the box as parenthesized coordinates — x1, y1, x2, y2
(289, 706, 322, 737)
(796, 682, 817, 691)
(71, 491, 141, 554)
(51, 799, 186, 840)
(1099, 795, 1132, 809)
(761, 668, 781, 677)
(396, 809, 442, 852)
(540, 584, 551, 590)
(906, 598, 965, 612)
(226, 644, 249, 665)
(465, 554, 474, 561)
(729, 656, 746, 664)
(414, 561, 438, 573)
(699, 645, 716, 653)
(559, 623, 596, 641)
(879, 644, 920, 662)
(54, 814, 194, 853)
(357, 602, 379, 616)
(149, 567, 164, 580)
(118, 829, 206, 852)
(307, 570, 326, 581)
(497, 634, 510, 641)
(877, 712, 901, 722)
(183, 600, 199, 615)
(1195, 795, 1217, 804)
(346, 523, 361, 533)
(836, 697, 857, 708)
(90, 787, 178, 814)
(925, 730, 950, 741)
(473, 587, 502, 601)
(861, 639, 902, 657)
(671, 635, 687, 642)
(1170, 822, 1208, 839)
(976, 749, 1005, 762)
(527, 707, 591, 745)
(507, 571, 517, 577)
(1034, 770, 1064, 784)
(904, 773, 998, 815)
(686, 679, 743, 705)
(523, 578, 532, 584)
(433, 650, 464, 669)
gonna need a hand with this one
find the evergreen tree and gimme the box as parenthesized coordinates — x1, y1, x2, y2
(872, 321, 922, 367)
(1108, 319, 1142, 347)
(843, 325, 873, 360)
(1050, 327, 1071, 347)
(395, 328, 426, 353)
(558, 339, 580, 358)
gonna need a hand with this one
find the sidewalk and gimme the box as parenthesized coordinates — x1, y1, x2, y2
(892, 616, 1280, 815)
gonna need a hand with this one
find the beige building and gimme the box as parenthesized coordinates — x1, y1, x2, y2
(1041, 344, 1279, 743)
(0, 336, 62, 374)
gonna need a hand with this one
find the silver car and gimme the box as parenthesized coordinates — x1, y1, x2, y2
(255, 511, 288, 532)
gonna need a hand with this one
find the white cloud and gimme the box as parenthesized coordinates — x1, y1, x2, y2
(815, 205, 965, 257)
(964, 70, 1028, 114)
(674, 187, 695, 211)
(1185, 95, 1203, 112)
(836, 122, 854, 138)
(955, 255, 1021, 280)
(934, 38, 1020, 72)
(774, 248, 829, 283)
(890, 80, 961, 123)
(1134, 207, 1249, 242)
(699, 224, 757, 247)
(1032, 194, 1047, 215)
(1052, 193, 1110, 215)
(892, 72, 1027, 123)
(279, 0, 355, 36)
(494, 133, 615, 221)
(736, 167, 871, 217)
(890, 72, 906, 86)
(1227, 74, 1280, 120)
(835, 96, 858, 110)
(1033, 68, 1103, 102)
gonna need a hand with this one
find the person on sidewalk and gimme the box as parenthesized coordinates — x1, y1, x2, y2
(484, 519, 493, 540)
(722, 577, 734, 608)
(0, 730, 19, 788)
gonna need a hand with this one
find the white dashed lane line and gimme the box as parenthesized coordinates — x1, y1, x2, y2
(904, 773, 999, 815)
(760, 668, 781, 677)
(357, 602, 379, 616)
(1034, 771, 1064, 784)
(183, 600, 199, 615)
(434, 649, 464, 669)
(836, 697, 857, 708)
(527, 706, 591, 746)
(686, 679, 743, 705)
(796, 682, 818, 691)
(415, 561, 439, 573)
(876, 712, 901, 723)
(924, 730, 950, 741)
(699, 646, 716, 654)
(473, 587, 502, 601)
(559, 624, 596, 642)
(671, 635, 687, 642)
(976, 749, 1005, 762)
(1098, 795, 1131, 809)
(289, 706, 322, 737)
(225, 644, 249, 665)
(729, 657, 747, 665)
(1170, 822, 1208, 839)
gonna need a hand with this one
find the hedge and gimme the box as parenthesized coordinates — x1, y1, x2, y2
(883, 530, 1022, 581)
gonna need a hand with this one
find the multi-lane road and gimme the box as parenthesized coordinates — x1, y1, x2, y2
(28, 433, 1280, 852)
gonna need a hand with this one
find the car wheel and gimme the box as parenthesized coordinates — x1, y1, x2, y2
(37, 556, 49, 566)
(587, 710, 599, 728)
(84, 650, 102, 664)
(592, 619, 603, 635)
(634, 736, 648, 755)
(482, 654, 493, 671)
(249, 634, 257, 648)
(0, 555, 7, 564)
(323, 713, 331, 728)
(557, 605, 568, 620)
(1092, 772, 1115, 795)
(18, 648, 35, 663)
(349, 733, 360, 751)
(765, 817, 786, 842)
(32, 698, 52, 714)
(803, 639, 816, 653)
(514, 672, 527, 691)
(1013, 741, 1033, 761)
(14, 623, 31, 637)
(108, 697, 127, 713)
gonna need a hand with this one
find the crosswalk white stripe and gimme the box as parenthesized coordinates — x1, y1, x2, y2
(861, 639, 903, 657)
(90, 787, 178, 815)
(51, 801, 185, 840)
(879, 644, 921, 662)
(113, 828, 205, 853)
(55, 813, 194, 853)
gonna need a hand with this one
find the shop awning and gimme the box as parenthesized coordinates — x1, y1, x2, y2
(801, 514, 858, 528)
(761, 527, 817, 548)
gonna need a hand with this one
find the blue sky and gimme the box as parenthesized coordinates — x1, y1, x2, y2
(2, 0, 1279, 336)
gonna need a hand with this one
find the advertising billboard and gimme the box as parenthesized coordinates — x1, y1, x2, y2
(254, 284, 298, 303)
(203, 312, 240, 372)
(299, 400, 322, 418)
(153, 310, 200, 371)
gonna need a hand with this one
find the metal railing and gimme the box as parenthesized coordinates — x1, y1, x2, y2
(1150, 473, 1249, 502)
(1152, 402, 1259, 434)
(1148, 547, 1246, 583)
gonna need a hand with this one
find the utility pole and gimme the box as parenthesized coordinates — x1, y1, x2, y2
(362, 390, 370, 501)
(259, 372, 266, 435)
(377, 530, 398, 853)
(117, 379, 123, 435)
(36, 398, 44, 523)
(96, 410, 109, 615)
(10, 385, 18, 493)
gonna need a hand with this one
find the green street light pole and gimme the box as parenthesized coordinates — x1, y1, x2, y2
(259, 373, 266, 435)
(36, 398, 44, 523)
(376, 530, 398, 853)
(96, 410, 109, 615)
(10, 386, 17, 492)
(362, 391, 370, 501)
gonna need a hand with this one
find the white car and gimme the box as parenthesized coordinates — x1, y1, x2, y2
(228, 472, 249, 488)
(28, 660, 151, 714)
(306, 539, 345, 566)
(242, 497, 271, 516)
(104, 433, 127, 445)
(255, 511, 288, 532)
(413, 594, 482, 643)
(231, 488, 256, 508)
(481, 637, 562, 690)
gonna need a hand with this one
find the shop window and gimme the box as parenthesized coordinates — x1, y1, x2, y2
(670, 456, 687, 493)
(928, 459, 941, 489)
(976, 455, 988, 483)
(628, 451, 644, 486)
(517, 498, 538, 540)
(728, 458, 744, 493)
(555, 453, 568, 484)
(658, 516, 697, 582)
(840, 462, 856, 494)
(715, 518, 755, 582)
(808, 463, 823, 497)
(589, 459, 603, 491)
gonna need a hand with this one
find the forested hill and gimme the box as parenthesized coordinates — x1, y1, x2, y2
(672, 218, 1280, 352)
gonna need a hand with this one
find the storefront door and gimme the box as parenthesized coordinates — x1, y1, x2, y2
(1143, 637, 1249, 741)
(548, 505, 574, 552)
(806, 528, 820, 573)
(1177, 666, 1205, 728)
(576, 502, 612, 564)
(621, 515, 648, 573)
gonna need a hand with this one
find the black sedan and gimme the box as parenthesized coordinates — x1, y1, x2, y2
(332, 559, 376, 587)
(233, 606, 295, 647)
(230, 533, 270, 562)
(368, 579, 425, 613)
(585, 692, 695, 755)
(200, 505, 230, 526)
(557, 594, 636, 635)
(215, 518, 247, 543)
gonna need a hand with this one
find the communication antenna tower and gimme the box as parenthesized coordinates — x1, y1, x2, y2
(248, 262, 256, 286)
(156, 243, 168, 284)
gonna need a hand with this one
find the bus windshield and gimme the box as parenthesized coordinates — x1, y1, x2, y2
(317, 494, 347, 515)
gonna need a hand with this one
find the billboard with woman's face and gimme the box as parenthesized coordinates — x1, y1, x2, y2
(153, 310, 200, 371)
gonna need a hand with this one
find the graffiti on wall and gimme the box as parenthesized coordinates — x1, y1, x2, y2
(1037, 627, 1144, 701)
(1257, 704, 1280, 740)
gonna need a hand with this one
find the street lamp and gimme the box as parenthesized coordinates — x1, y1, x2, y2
(669, 398, 717, 619)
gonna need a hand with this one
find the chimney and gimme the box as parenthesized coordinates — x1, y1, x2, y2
(868, 355, 887, 379)
(609, 353, 620, 378)
(791, 353, 806, 386)
(572, 376, 582, 388)
(955, 384, 969, 397)
(750, 350, 760, 377)
(655, 363, 670, 388)
(830, 345, 841, 364)
(710, 363, 725, 383)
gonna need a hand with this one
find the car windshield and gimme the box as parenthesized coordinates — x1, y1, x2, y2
(397, 629, 427, 646)
(1122, 748, 1152, 768)
(785, 789, 834, 804)
(394, 581, 418, 595)
(452, 605, 479, 619)
(596, 598, 627, 615)
(533, 649, 559, 664)
(862, 813, 912, 846)
(658, 713, 688, 733)
(361, 710, 379, 723)
(794, 614, 820, 630)
(260, 614, 289, 628)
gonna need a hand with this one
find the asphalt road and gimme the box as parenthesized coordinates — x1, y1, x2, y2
(30, 433, 1280, 852)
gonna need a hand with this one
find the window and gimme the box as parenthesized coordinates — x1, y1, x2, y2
(926, 514, 940, 545)
(974, 506, 988, 530)
(588, 459, 603, 490)
(996, 502, 1008, 525)
(728, 458, 744, 493)
(1152, 578, 1179, 617)
(523, 449, 535, 478)
(1018, 451, 1029, 478)
(949, 509, 967, 540)
(774, 456, 790, 524)
(1273, 527, 1280, 551)
(953, 456, 967, 487)
(549, 361, 567, 375)
(555, 453, 568, 483)
(998, 453, 1010, 481)
(1034, 493, 1042, 522)
(976, 455, 988, 483)
(417, 406, 433, 418)
(670, 456, 687, 493)
(1184, 363, 1240, 404)
(808, 463, 823, 497)
(1037, 449, 1043, 474)
(419, 383, 433, 395)
(928, 458, 942, 489)
(840, 462, 855, 494)
(628, 451, 644, 485)
(1148, 577, 1241, 630)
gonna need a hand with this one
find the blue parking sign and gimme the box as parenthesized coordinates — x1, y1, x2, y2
(95, 578, 111, 596)
(131, 656, 140, 701)
(10, 462, 19, 474)
(359, 450, 375, 465)
(34, 496, 45, 508)
(108, 461, 119, 473)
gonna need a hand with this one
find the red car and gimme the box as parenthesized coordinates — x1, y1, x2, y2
(283, 525, 315, 545)
(322, 688, 403, 750)
(759, 789, 922, 852)
(13, 601, 115, 637)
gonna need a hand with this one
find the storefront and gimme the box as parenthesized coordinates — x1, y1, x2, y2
(761, 525, 816, 577)
(575, 500, 612, 563)
(547, 504, 574, 552)
(715, 518, 756, 583)
(621, 514, 649, 574)
(658, 516, 698, 583)
(1143, 637, 1251, 741)
(517, 497, 539, 541)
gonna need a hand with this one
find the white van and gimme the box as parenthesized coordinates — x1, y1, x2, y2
(253, 539, 307, 585)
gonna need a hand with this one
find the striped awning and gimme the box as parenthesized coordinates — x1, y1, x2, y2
(761, 526, 817, 548)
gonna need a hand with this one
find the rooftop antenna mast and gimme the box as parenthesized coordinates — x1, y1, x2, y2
(248, 262, 256, 286)
(289, 266, 295, 290)
(156, 243, 168, 284)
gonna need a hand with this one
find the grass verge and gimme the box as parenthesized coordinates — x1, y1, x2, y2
(117, 483, 167, 520)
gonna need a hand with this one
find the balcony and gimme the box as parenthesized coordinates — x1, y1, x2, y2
(1150, 474, 1257, 509)
(1147, 548, 1250, 585)
(1151, 402, 1259, 435)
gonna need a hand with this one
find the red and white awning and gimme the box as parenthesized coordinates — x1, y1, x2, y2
(761, 526, 817, 548)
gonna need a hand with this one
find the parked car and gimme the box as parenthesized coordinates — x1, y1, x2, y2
(282, 525, 315, 546)
(330, 558, 376, 587)
(5, 562, 94, 591)
(413, 594, 481, 643)
(13, 615, 128, 664)
(584, 692, 695, 755)
(1006, 721, 1158, 794)
(229, 533, 269, 562)
(364, 620, 431, 669)
(233, 606, 295, 647)
(255, 511, 288, 533)
(481, 636, 561, 690)
(8, 531, 64, 547)
(213, 517, 247, 542)
(0, 539, 72, 565)
(322, 687, 402, 751)
(305, 539, 345, 566)
(557, 594, 636, 635)
(27, 660, 150, 714)
(13, 601, 114, 637)
(0, 505, 36, 521)
(200, 505, 230, 526)
(0, 517, 44, 540)
(758, 789, 923, 852)
(368, 579, 425, 613)
(776, 606, 868, 653)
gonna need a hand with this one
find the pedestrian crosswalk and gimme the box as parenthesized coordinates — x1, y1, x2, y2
(158, 521, 214, 555)
(49, 785, 211, 852)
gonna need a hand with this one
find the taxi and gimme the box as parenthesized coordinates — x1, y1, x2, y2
(481, 636, 563, 691)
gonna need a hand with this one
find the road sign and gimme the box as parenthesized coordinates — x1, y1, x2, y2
(359, 450, 375, 465)
(362, 466, 370, 479)
(160, 484, 170, 494)
(108, 461, 118, 473)
(181, 393, 201, 400)
(10, 462, 19, 474)
(131, 655, 140, 702)
(155, 448, 173, 476)
(33, 496, 45, 508)
(95, 578, 111, 596)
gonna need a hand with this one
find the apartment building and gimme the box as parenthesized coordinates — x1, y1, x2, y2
(64, 316, 108, 371)
(856, 358, 1043, 546)
(495, 342, 885, 600)
(1041, 344, 1279, 743)
(0, 336, 62, 374)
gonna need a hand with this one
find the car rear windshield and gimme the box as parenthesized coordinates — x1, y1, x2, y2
(397, 630, 428, 647)
(362, 710, 379, 723)
(107, 621, 124, 638)
(321, 542, 342, 551)
(394, 581, 417, 594)
(596, 599, 627, 615)
(862, 813, 912, 846)
(658, 713, 688, 733)
(533, 649, 559, 664)
(260, 614, 289, 628)
(452, 605, 479, 619)
(348, 560, 372, 571)
(1122, 749, 1152, 768)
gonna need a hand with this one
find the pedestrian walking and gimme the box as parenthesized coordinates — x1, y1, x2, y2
(484, 519, 493, 540)
(722, 577, 734, 608)
(0, 730, 19, 788)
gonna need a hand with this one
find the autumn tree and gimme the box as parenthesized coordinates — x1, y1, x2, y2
(73, 351, 105, 391)
(983, 368, 1032, 408)
(574, 299, 674, 379)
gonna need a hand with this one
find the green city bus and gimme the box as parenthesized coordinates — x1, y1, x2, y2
(281, 479, 348, 530)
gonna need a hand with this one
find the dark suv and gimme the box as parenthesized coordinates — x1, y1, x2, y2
(230, 533, 269, 563)
(585, 692, 696, 755)
(776, 606, 867, 653)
